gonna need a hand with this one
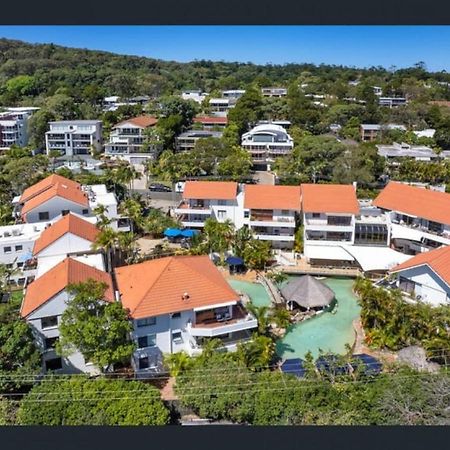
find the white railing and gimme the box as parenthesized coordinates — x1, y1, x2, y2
(187, 316, 257, 337)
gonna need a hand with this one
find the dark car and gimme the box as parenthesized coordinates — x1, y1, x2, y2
(148, 183, 172, 192)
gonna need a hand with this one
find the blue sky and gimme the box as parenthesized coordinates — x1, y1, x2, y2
(0, 26, 450, 71)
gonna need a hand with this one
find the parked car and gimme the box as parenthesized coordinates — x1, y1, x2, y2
(148, 183, 172, 192)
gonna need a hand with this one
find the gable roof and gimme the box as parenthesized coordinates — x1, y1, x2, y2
(115, 116, 158, 129)
(373, 181, 450, 226)
(20, 174, 81, 204)
(244, 185, 301, 210)
(300, 183, 360, 215)
(115, 255, 240, 319)
(21, 183, 89, 217)
(33, 214, 99, 256)
(21, 258, 113, 317)
(193, 116, 228, 125)
(391, 245, 450, 287)
(183, 181, 238, 200)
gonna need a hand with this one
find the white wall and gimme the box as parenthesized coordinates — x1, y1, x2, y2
(396, 265, 450, 306)
(24, 198, 90, 223)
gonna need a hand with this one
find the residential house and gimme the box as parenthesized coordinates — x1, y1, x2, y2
(241, 123, 294, 170)
(222, 90, 246, 99)
(174, 181, 243, 229)
(104, 115, 161, 165)
(261, 87, 288, 97)
(193, 116, 228, 130)
(373, 181, 450, 254)
(175, 130, 223, 152)
(45, 120, 103, 157)
(243, 185, 301, 249)
(390, 245, 450, 306)
(413, 129, 436, 139)
(372, 86, 383, 96)
(376, 142, 448, 162)
(115, 255, 258, 374)
(360, 124, 406, 142)
(209, 98, 232, 116)
(32, 213, 99, 277)
(181, 90, 208, 104)
(20, 257, 114, 374)
(378, 97, 407, 108)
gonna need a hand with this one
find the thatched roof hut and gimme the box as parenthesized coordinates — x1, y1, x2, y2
(281, 275, 335, 310)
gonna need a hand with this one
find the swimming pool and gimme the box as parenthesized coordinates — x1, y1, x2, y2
(227, 277, 361, 359)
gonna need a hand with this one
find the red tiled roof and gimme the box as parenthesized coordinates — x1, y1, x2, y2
(391, 245, 450, 287)
(183, 181, 238, 200)
(21, 184, 89, 217)
(115, 116, 158, 128)
(373, 182, 450, 226)
(244, 185, 301, 210)
(193, 116, 228, 125)
(115, 255, 240, 319)
(33, 214, 99, 256)
(20, 174, 81, 204)
(21, 258, 114, 317)
(301, 184, 360, 214)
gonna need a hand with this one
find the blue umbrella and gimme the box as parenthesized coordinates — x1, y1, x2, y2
(180, 229, 199, 238)
(225, 256, 244, 266)
(280, 358, 306, 378)
(164, 228, 182, 238)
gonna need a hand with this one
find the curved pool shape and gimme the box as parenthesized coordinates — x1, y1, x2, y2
(227, 279, 272, 308)
(227, 277, 361, 359)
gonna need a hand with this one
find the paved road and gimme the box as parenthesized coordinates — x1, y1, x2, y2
(253, 171, 276, 185)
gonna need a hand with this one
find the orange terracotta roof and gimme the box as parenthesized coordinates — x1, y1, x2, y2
(244, 185, 301, 210)
(115, 115, 158, 128)
(115, 255, 240, 319)
(21, 183, 89, 217)
(21, 258, 113, 317)
(193, 116, 228, 125)
(373, 182, 450, 226)
(300, 183, 360, 214)
(33, 214, 99, 256)
(391, 245, 450, 287)
(183, 181, 238, 200)
(20, 174, 81, 203)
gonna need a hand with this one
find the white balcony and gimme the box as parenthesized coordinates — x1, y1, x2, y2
(254, 234, 295, 241)
(249, 218, 295, 228)
(304, 223, 354, 233)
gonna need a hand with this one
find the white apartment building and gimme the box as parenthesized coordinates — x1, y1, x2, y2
(104, 116, 161, 165)
(373, 181, 450, 255)
(45, 120, 102, 157)
(174, 181, 244, 229)
(261, 87, 288, 97)
(181, 90, 208, 104)
(243, 185, 301, 250)
(222, 90, 246, 99)
(0, 107, 38, 151)
(376, 142, 448, 162)
(241, 123, 294, 170)
(379, 97, 407, 108)
(115, 255, 258, 374)
(209, 98, 233, 116)
(20, 257, 113, 374)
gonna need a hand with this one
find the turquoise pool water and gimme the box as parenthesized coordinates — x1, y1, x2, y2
(227, 277, 361, 359)
(228, 279, 272, 308)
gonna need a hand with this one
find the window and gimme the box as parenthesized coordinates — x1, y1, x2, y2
(281, 210, 289, 215)
(4, 247, 11, 254)
(138, 356, 149, 370)
(82, 209, 89, 215)
(218, 200, 226, 206)
(137, 334, 156, 349)
(39, 212, 50, 221)
(41, 316, 58, 330)
(312, 213, 321, 219)
(244, 211, 250, 219)
(217, 210, 226, 220)
(61, 210, 70, 216)
(171, 312, 181, 319)
(45, 357, 62, 371)
(136, 317, 156, 327)
(15, 245, 23, 252)
(17, 262, 24, 268)
(172, 331, 183, 344)
(45, 337, 59, 350)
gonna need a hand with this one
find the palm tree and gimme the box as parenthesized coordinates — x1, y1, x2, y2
(269, 306, 291, 330)
(92, 227, 118, 271)
(93, 205, 111, 230)
(203, 218, 235, 262)
(119, 198, 144, 234)
(116, 164, 141, 194)
(236, 334, 275, 371)
(233, 226, 253, 258)
(245, 303, 270, 335)
(163, 351, 193, 377)
(117, 232, 138, 265)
